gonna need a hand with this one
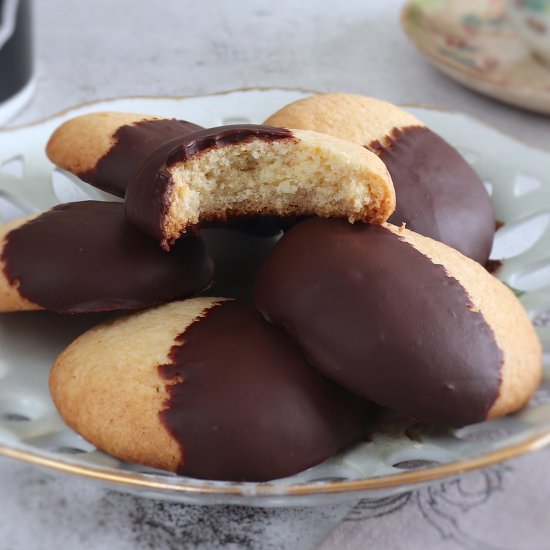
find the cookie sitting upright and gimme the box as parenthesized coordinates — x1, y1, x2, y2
(265, 93, 495, 265)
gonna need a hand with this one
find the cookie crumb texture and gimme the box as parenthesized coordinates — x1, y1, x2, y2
(50, 298, 370, 481)
(125, 125, 395, 247)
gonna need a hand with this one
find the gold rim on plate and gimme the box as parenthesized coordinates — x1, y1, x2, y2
(2, 430, 550, 497)
(1, 88, 549, 500)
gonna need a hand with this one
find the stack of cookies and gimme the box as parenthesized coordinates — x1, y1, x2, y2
(0, 93, 541, 481)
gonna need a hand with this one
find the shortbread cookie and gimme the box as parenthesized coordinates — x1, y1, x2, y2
(50, 298, 370, 481)
(0, 201, 213, 313)
(46, 112, 203, 197)
(265, 93, 495, 265)
(255, 218, 541, 427)
(124, 124, 395, 249)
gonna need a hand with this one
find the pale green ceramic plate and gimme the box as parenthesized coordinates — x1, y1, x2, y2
(0, 88, 549, 506)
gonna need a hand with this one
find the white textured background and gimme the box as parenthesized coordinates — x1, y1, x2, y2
(12, 0, 550, 147)
(2, 1, 550, 549)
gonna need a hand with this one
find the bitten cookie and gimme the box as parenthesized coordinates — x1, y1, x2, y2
(49, 297, 371, 481)
(255, 218, 541, 427)
(46, 112, 203, 197)
(265, 93, 495, 265)
(0, 201, 213, 313)
(124, 124, 395, 249)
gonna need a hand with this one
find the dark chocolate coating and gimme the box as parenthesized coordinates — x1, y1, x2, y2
(199, 216, 283, 238)
(198, 228, 280, 302)
(158, 300, 369, 481)
(125, 124, 294, 247)
(2, 201, 213, 313)
(80, 118, 203, 197)
(368, 126, 495, 265)
(255, 218, 503, 427)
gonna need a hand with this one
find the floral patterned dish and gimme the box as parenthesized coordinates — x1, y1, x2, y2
(402, 0, 550, 113)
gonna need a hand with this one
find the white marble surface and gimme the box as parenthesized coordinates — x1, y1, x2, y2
(1, 447, 550, 550)
(2, 1, 550, 549)
(9, 0, 550, 149)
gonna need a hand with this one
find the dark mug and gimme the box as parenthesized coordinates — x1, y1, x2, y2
(0, 0, 34, 124)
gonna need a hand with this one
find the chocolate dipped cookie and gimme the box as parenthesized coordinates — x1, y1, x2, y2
(123, 124, 395, 249)
(49, 297, 371, 481)
(46, 112, 286, 238)
(265, 93, 495, 264)
(255, 218, 541, 427)
(46, 112, 203, 197)
(0, 201, 213, 313)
